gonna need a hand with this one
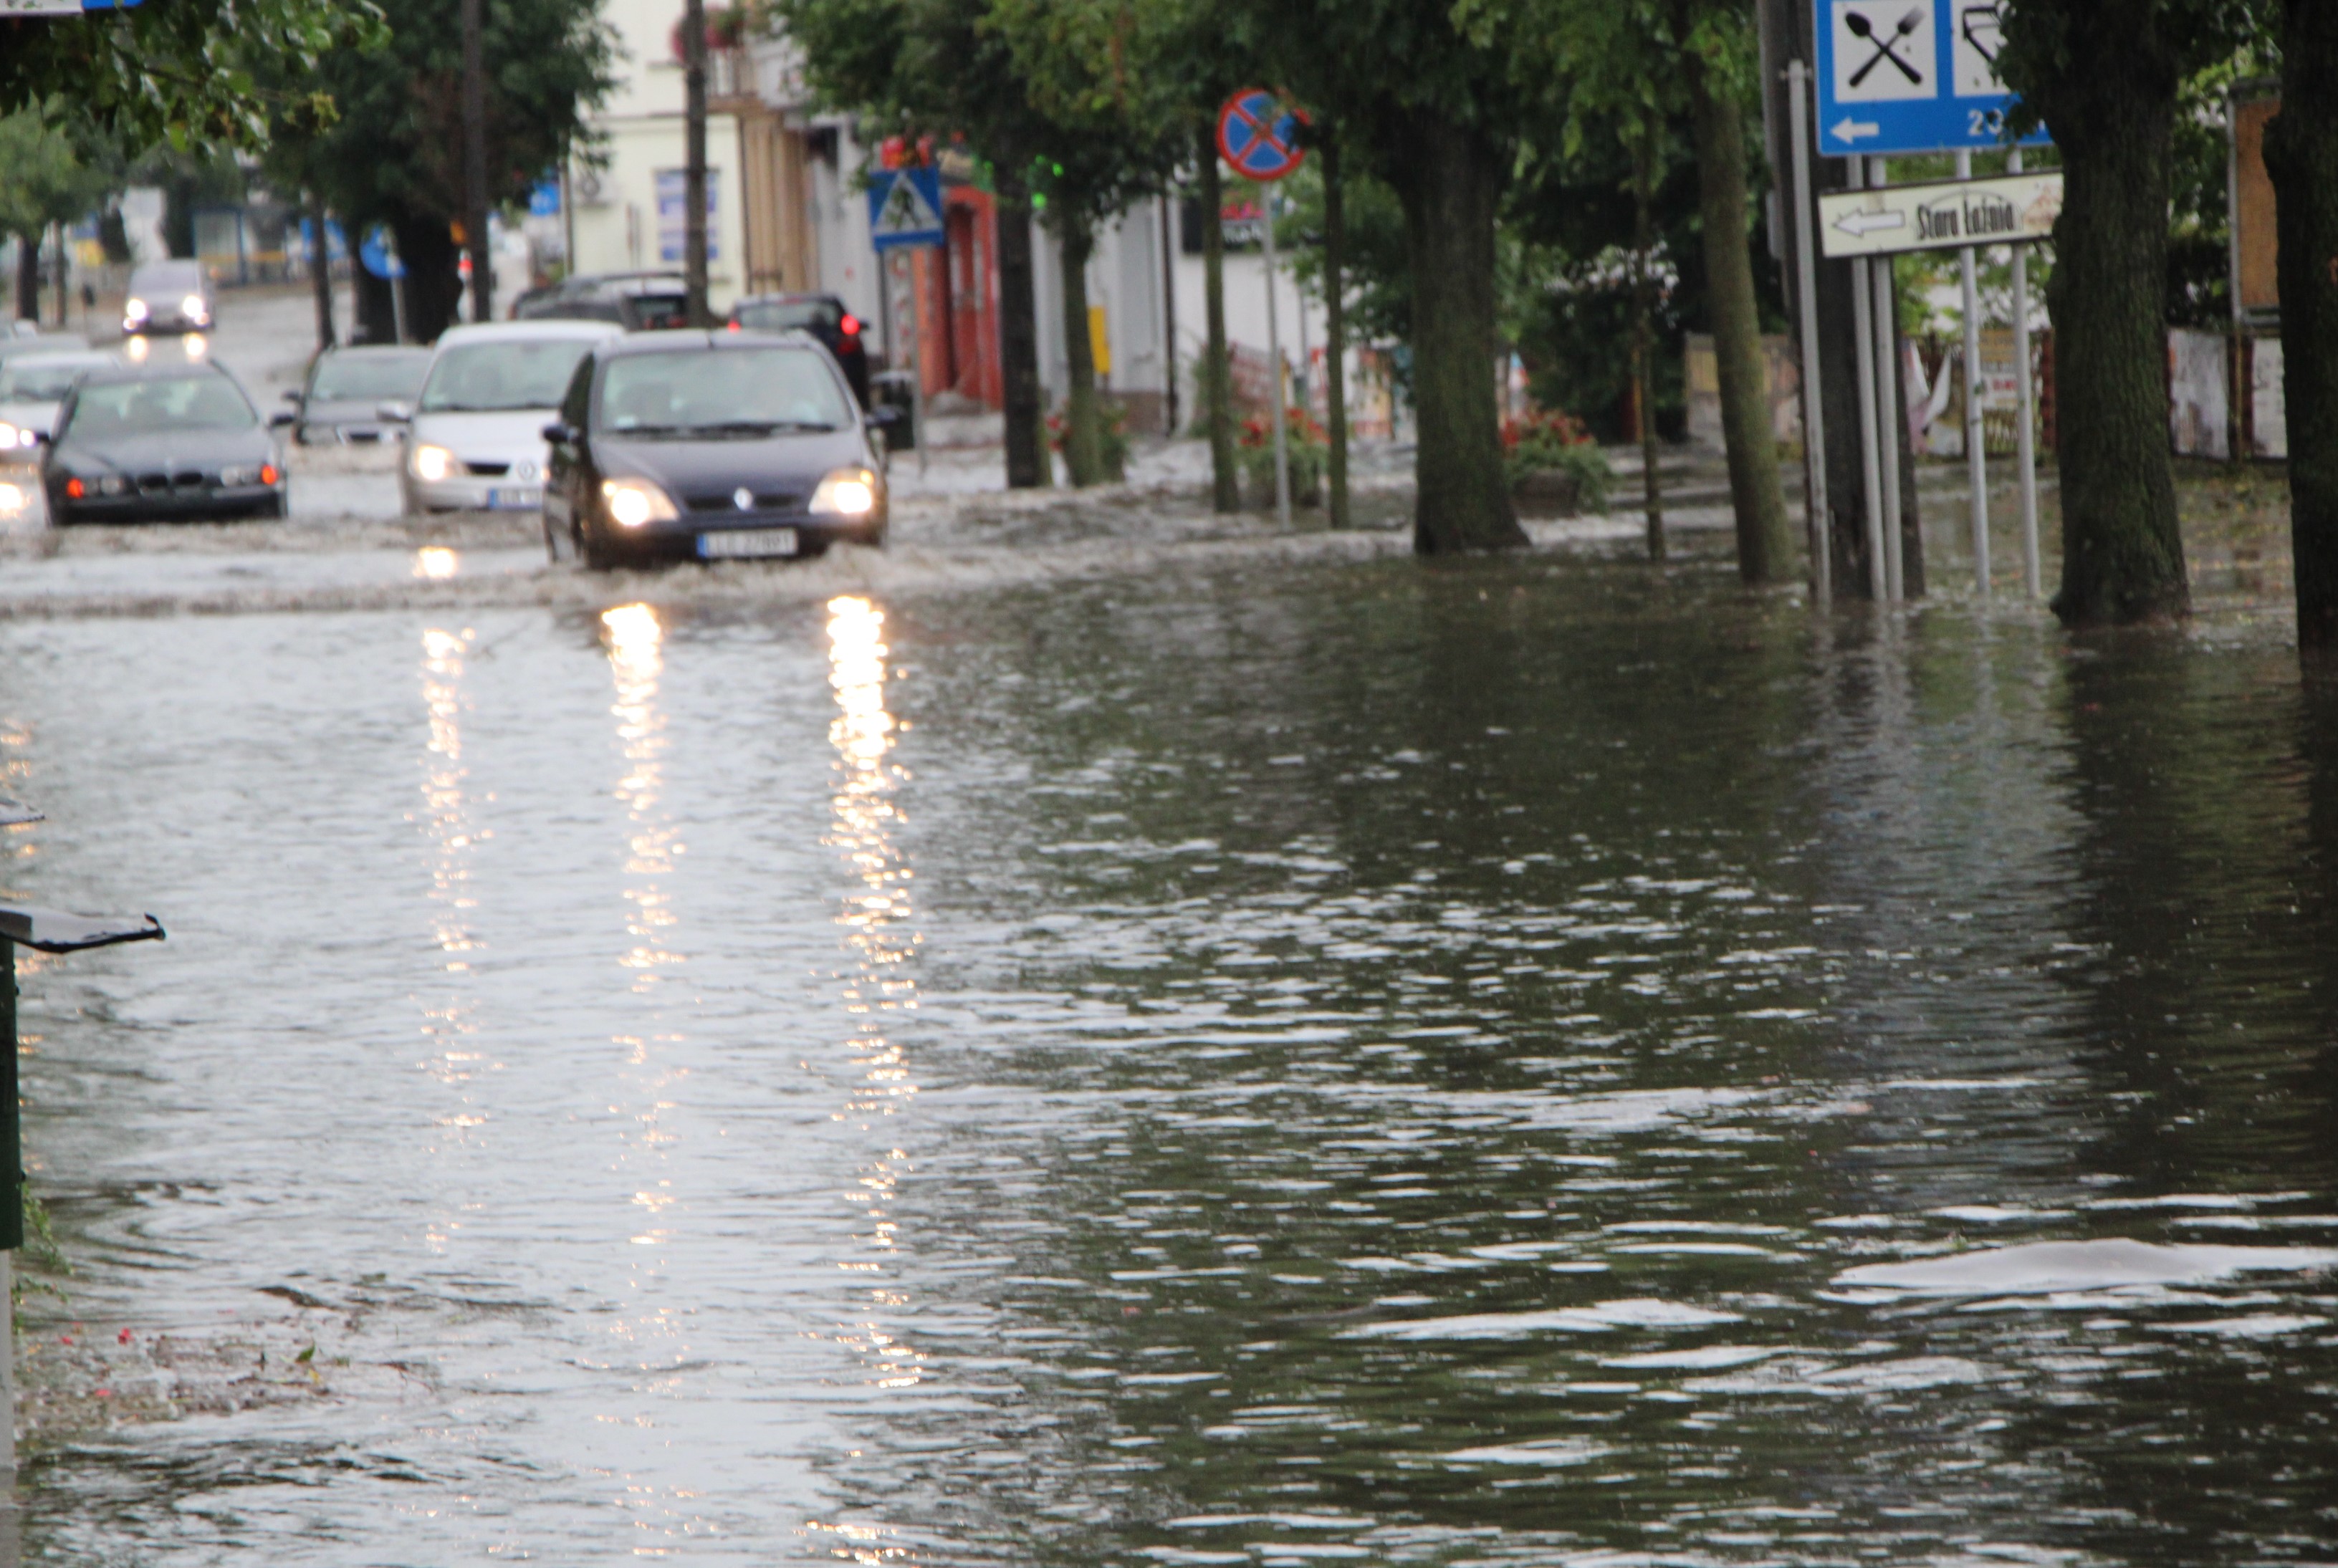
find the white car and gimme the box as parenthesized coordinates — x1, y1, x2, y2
(0, 350, 113, 458)
(393, 319, 621, 514)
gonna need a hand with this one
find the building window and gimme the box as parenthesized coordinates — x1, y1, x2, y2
(655, 170, 719, 264)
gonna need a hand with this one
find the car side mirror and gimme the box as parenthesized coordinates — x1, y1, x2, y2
(542, 420, 577, 444)
(864, 407, 904, 428)
(267, 410, 297, 429)
(376, 400, 413, 423)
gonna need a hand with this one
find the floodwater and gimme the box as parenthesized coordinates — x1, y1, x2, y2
(6, 531, 2338, 1567)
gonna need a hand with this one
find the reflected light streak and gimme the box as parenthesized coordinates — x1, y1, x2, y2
(823, 596, 930, 1402)
(413, 546, 459, 579)
(416, 625, 489, 1240)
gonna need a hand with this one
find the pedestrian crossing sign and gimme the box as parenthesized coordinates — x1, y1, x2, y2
(867, 167, 946, 252)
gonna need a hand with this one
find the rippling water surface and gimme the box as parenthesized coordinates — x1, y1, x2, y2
(6, 551, 2338, 1565)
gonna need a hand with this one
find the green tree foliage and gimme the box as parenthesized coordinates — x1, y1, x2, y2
(0, 109, 112, 321)
(264, 0, 615, 341)
(0, 0, 369, 150)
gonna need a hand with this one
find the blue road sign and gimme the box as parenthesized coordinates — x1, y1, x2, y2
(528, 178, 562, 218)
(359, 226, 406, 281)
(1217, 90, 1307, 182)
(1814, 1, 2048, 157)
(866, 167, 945, 253)
(298, 218, 349, 264)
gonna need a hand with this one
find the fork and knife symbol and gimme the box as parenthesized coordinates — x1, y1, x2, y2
(1846, 5, 1925, 86)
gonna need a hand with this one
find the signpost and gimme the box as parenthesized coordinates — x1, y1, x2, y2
(1791, 0, 2050, 604)
(1217, 90, 1308, 527)
(360, 226, 408, 344)
(866, 167, 946, 478)
(1814, 1, 2046, 157)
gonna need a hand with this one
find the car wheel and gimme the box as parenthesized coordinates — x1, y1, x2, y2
(580, 517, 628, 572)
(545, 510, 581, 564)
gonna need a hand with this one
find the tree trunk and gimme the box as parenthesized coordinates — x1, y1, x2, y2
(393, 211, 464, 343)
(995, 171, 1048, 488)
(1383, 110, 1525, 554)
(1323, 134, 1351, 531)
(681, 0, 711, 327)
(51, 222, 67, 330)
(2031, 6, 2188, 625)
(1632, 119, 1664, 561)
(1056, 216, 1106, 486)
(2269, 0, 2338, 653)
(309, 193, 337, 352)
(14, 234, 37, 324)
(1198, 130, 1238, 513)
(1680, 21, 1795, 584)
(461, 0, 493, 324)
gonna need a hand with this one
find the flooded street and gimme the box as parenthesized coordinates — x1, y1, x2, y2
(6, 525, 2338, 1565)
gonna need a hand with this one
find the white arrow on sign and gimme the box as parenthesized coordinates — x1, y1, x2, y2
(1832, 117, 1881, 141)
(1833, 209, 1907, 237)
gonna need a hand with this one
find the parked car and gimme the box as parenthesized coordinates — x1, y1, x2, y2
(286, 345, 433, 445)
(728, 293, 871, 407)
(511, 272, 690, 332)
(0, 350, 115, 452)
(542, 329, 891, 570)
(390, 319, 622, 514)
(44, 359, 286, 522)
(122, 259, 216, 336)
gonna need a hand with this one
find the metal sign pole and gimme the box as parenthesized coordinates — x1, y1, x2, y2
(1957, 150, 1990, 598)
(1870, 156, 1905, 602)
(902, 251, 928, 481)
(2008, 145, 2042, 598)
(1263, 189, 1291, 526)
(1847, 162, 1888, 600)
(1788, 60, 1830, 608)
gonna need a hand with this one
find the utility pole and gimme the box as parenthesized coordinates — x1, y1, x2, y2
(461, 0, 492, 324)
(681, 0, 711, 327)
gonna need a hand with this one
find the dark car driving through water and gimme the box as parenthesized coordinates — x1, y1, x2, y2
(44, 360, 285, 521)
(286, 345, 433, 445)
(727, 293, 871, 407)
(542, 330, 889, 570)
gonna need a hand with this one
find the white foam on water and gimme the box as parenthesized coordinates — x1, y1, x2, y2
(1834, 1240, 2338, 1297)
(1601, 1345, 1787, 1370)
(2159, 1314, 2327, 1338)
(1445, 1437, 1613, 1466)
(1343, 1299, 1739, 1340)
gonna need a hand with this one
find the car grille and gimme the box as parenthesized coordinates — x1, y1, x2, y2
(686, 490, 800, 512)
(463, 459, 512, 477)
(135, 471, 211, 496)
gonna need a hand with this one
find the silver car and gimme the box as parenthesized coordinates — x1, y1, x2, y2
(0, 350, 115, 455)
(392, 320, 621, 514)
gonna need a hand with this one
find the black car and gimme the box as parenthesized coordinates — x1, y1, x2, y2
(512, 272, 690, 332)
(728, 293, 871, 408)
(287, 345, 433, 444)
(542, 330, 891, 570)
(46, 360, 288, 522)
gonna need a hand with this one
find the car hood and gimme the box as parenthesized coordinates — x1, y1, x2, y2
(54, 424, 274, 472)
(410, 408, 559, 466)
(302, 396, 398, 426)
(0, 400, 61, 437)
(596, 426, 872, 506)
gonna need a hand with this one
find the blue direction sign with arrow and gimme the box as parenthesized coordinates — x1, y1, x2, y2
(1814, 1, 2047, 157)
(359, 226, 406, 281)
(866, 166, 945, 253)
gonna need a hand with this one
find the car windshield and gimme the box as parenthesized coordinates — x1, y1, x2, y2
(311, 352, 430, 401)
(420, 340, 598, 412)
(627, 294, 689, 331)
(129, 264, 203, 294)
(738, 299, 841, 334)
(598, 347, 853, 435)
(0, 358, 107, 402)
(70, 375, 254, 436)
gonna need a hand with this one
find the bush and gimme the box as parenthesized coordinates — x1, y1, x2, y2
(1503, 408, 1612, 513)
(1048, 397, 1129, 481)
(1237, 406, 1328, 508)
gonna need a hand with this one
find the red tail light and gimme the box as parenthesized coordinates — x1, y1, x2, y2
(840, 314, 861, 337)
(64, 477, 84, 499)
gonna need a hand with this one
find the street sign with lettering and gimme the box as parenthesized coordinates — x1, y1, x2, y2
(1814, 1, 2048, 156)
(1816, 169, 2062, 257)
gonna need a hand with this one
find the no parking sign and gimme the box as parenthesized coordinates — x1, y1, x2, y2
(1217, 90, 1308, 182)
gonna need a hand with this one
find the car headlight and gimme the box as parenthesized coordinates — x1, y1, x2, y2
(0, 481, 27, 516)
(124, 297, 149, 322)
(182, 293, 209, 321)
(601, 477, 678, 529)
(219, 464, 256, 486)
(810, 466, 878, 517)
(0, 422, 16, 449)
(411, 443, 454, 481)
(99, 476, 129, 495)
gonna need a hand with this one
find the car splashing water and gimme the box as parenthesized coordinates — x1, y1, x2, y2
(6, 554, 2338, 1566)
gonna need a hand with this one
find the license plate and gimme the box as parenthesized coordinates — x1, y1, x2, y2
(485, 486, 540, 509)
(699, 528, 797, 559)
